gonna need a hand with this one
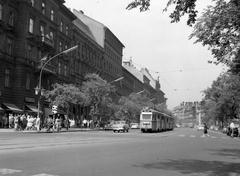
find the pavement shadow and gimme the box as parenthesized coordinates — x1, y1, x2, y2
(206, 147, 240, 159)
(132, 159, 240, 176)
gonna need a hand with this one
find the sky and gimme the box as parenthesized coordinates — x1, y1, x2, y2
(64, 0, 227, 109)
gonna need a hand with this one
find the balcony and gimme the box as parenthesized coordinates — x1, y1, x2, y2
(35, 61, 56, 74)
(37, 35, 54, 49)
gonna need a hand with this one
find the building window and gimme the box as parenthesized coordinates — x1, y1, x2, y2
(60, 21, 63, 32)
(30, 0, 34, 7)
(0, 4, 2, 20)
(5, 68, 10, 87)
(66, 25, 69, 36)
(42, 2, 45, 15)
(64, 65, 67, 77)
(6, 38, 12, 55)
(38, 50, 42, 61)
(26, 73, 30, 90)
(58, 62, 61, 75)
(51, 9, 54, 21)
(8, 11, 14, 26)
(29, 18, 34, 33)
(59, 41, 62, 52)
(40, 25, 44, 36)
(49, 31, 54, 40)
(28, 45, 33, 60)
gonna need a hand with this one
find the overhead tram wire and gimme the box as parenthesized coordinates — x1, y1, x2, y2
(124, 59, 226, 73)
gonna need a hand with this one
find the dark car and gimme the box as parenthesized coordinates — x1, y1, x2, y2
(227, 125, 239, 137)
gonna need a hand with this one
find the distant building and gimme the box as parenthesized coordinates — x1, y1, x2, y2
(122, 59, 167, 104)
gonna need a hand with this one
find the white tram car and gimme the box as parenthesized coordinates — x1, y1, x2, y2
(140, 108, 174, 132)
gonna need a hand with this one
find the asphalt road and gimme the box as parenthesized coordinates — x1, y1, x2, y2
(0, 128, 239, 176)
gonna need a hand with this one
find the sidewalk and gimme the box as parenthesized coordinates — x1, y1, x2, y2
(0, 127, 104, 133)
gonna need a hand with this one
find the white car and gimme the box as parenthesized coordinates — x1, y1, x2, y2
(113, 121, 129, 133)
(197, 125, 204, 131)
(130, 123, 139, 129)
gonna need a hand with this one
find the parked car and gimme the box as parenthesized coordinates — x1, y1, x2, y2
(226, 123, 239, 137)
(130, 123, 139, 129)
(113, 121, 129, 133)
(104, 121, 116, 130)
(197, 124, 204, 131)
(175, 124, 181, 128)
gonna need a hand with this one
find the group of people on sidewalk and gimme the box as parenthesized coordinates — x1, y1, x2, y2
(0, 113, 41, 131)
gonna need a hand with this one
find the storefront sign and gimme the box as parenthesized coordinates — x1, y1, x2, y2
(24, 97, 35, 103)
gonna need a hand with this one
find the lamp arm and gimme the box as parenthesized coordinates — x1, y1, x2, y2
(38, 52, 62, 89)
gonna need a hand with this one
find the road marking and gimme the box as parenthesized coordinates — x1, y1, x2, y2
(179, 135, 185, 137)
(0, 168, 22, 174)
(190, 135, 196, 137)
(32, 174, 58, 176)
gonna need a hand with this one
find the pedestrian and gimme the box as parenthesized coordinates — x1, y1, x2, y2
(1, 114, 5, 128)
(36, 116, 40, 132)
(230, 121, 235, 138)
(14, 114, 19, 130)
(4, 114, 8, 128)
(46, 116, 54, 132)
(202, 123, 209, 137)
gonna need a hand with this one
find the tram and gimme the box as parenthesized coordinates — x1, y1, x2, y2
(140, 108, 174, 132)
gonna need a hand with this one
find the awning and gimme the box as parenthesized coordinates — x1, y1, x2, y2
(55, 109, 67, 115)
(25, 105, 43, 113)
(2, 103, 22, 112)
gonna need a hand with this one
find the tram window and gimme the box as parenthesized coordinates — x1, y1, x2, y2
(142, 114, 151, 120)
(153, 115, 156, 121)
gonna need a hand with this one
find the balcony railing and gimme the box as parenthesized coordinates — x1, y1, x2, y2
(38, 35, 54, 47)
(35, 61, 56, 74)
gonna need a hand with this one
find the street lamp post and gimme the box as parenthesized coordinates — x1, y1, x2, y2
(35, 45, 78, 120)
(136, 90, 145, 94)
(109, 77, 124, 84)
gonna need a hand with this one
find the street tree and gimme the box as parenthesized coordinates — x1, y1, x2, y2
(80, 73, 116, 121)
(44, 83, 84, 115)
(117, 92, 149, 122)
(201, 72, 240, 126)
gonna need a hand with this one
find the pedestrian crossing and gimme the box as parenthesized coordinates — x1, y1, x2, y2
(0, 168, 58, 176)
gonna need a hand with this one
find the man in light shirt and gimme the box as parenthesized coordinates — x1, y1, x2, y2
(230, 121, 235, 137)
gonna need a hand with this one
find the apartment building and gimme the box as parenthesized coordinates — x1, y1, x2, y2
(0, 0, 104, 120)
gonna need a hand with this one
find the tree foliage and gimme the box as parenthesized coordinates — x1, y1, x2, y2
(44, 83, 83, 111)
(80, 73, 116, 118)
(201, 72, 240, 125)
(190, 0, 240, 71)
(116, 92, 150, 121)
(126, 0, 198, 26)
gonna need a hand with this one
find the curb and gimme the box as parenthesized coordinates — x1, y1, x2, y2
(0, 128, 104, 133)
